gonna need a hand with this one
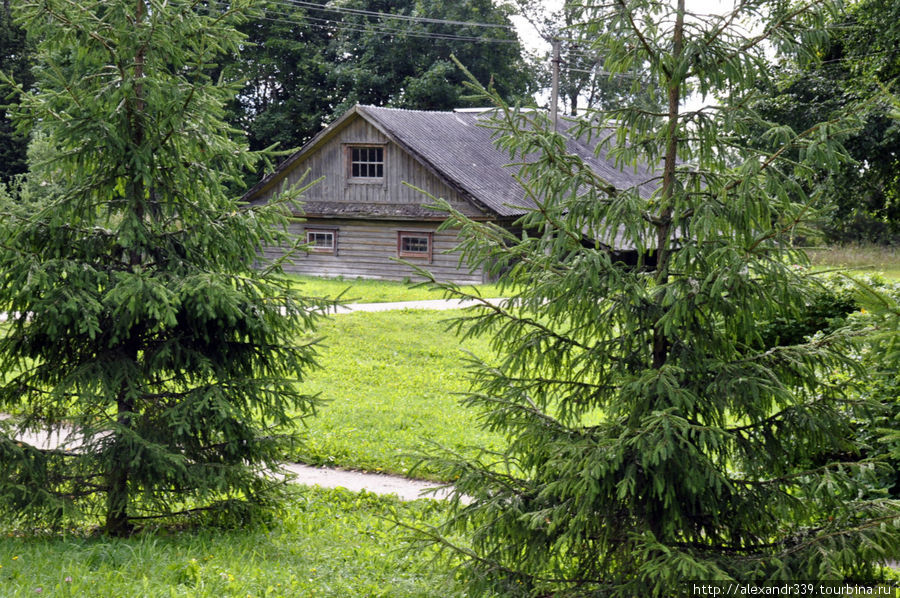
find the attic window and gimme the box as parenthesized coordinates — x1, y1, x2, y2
(348, 145, 384, 179)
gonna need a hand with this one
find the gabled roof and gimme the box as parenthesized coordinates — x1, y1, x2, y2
(242, 104, 656, 219)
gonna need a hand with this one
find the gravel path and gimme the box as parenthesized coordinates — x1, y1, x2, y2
(1, 415, 455, 503)
(281, 463, 454, 501)
(334, 296, 504, 313)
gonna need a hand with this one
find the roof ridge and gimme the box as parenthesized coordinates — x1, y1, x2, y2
(358, 104, 459, 115)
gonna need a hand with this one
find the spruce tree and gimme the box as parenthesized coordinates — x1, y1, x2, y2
(415, 1, 900, 594)
(0, 0, 329, 535)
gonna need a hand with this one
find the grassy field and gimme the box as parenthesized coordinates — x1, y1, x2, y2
(293, 309, 503, 479)
(289, 274, 509, 303)
(2, 260, 898, 595)
(0, 487, 463, 598)
(807, 244, 900, 279)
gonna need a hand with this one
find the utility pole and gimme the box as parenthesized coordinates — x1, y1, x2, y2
(550, 38, 560, 131)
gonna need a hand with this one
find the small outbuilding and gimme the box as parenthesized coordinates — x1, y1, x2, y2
(242, 104, 652, 283)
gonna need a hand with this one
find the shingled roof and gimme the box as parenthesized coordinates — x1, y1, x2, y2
(242, 104, 657, 219)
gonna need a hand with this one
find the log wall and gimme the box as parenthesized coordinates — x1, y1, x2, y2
(263, 218, 490, 284)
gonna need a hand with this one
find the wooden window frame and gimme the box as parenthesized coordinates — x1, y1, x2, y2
(305, 228, 338, 255)
(346, 144, 385, 182)
(397, 231, 433, 262)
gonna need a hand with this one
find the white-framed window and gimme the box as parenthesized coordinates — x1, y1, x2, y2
(347, 145, 384, 179)
(397, 231, 432, 261)
(306, 228, 337, 254)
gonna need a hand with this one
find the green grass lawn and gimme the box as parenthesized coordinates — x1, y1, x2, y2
(3, 265, 898, 595)
(807, 244, 900, 280)
(294, 309, 503, 480)
(289, 274, 510, 303)
(0, 487, 464, 598)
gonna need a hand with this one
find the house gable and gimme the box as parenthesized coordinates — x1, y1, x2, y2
(243, 104, 658, 282)
(245, 107, 492, 221)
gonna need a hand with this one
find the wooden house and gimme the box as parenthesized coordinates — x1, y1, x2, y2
(242, 105, 653, 283)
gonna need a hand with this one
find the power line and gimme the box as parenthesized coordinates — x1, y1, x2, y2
(262, 0, 519, 43)
(256, 4, 521, 44)
(566, 67, 643, 79)
(256, 14, 519, 44)
(566, 43, 893, 68)
(255, 3, 894, 68)
(272, 0, 515, 30)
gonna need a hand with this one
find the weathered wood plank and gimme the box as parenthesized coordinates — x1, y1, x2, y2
(262, 218, 488, 284)
(256, 118, 487, 219)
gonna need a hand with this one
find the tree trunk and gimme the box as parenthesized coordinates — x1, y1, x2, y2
(651, 0, 685, 371)
(104, 0, 146, 537)
(104, 404, 133, 537)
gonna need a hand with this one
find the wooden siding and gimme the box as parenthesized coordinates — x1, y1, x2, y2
(256, 118, 487, 219)
(261, 219, 489, 285)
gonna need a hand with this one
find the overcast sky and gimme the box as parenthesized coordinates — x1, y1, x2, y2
(512, 0, 735, 54)
(511, 0, 742, 109)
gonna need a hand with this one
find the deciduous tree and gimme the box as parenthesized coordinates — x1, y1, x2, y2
(229, 0, 535, 153)
(754, 0, 900, 244)
(513, 0, 661, 115)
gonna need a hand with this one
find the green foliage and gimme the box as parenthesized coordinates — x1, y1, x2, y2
(326, 0, 532, 113)
(0, 128, 70, 211)
(839, 276, 900, 498)
(755, 276, 858, 348)
(409, 1, 900, 595)
(754, 0, 900, 244)
(0, 2, 33, 185)
(0, 0, 332, 535)
(227, 0, 535, 154)
(223, 0, 336, 157)
(0, 487, 464, 597)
